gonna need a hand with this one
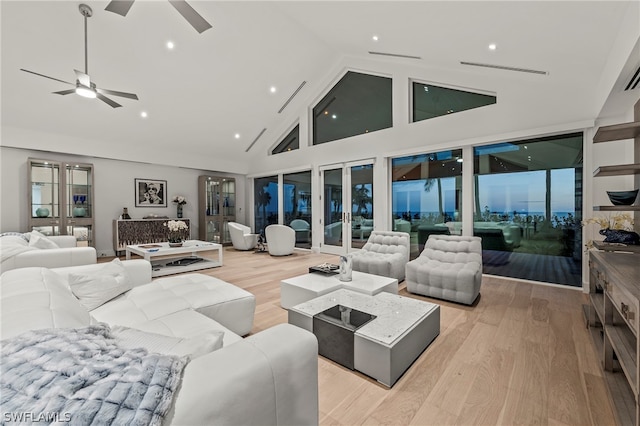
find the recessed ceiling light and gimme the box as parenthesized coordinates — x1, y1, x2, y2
(332, 114, 337, 119)
(488, 43, 497, 50)
(167, 41, 175, 50)
(140, 111, 148, 118)
(234, 133, 240, 139)
(270, 86, 277, 94)
(372, 35, 379, 41)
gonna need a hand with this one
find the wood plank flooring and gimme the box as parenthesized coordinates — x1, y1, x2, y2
(118, 247, 616, 425)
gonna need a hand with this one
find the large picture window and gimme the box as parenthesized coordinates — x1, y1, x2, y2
(412, 81, 496, 123)
(271, 125, 299, 155)
(313, 71, 392, 145)
(283, 171, 312, 249)
(254, 176, 278, 236)
(392, 149, 463, 259)
(474, 133, 583, 286)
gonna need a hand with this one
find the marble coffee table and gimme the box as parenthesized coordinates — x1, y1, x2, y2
(280, 271, 398, 309)
(288, 289, 440, 387)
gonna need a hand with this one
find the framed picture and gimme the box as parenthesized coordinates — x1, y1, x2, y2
(135, 178, 167, 207)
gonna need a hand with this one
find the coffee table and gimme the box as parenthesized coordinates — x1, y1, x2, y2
(125, 240, 223, 277)
(288, 289, 440, 387)
(280, 271, 398, 309)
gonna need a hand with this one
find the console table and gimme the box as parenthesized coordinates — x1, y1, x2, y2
(588, 250, 640, 426)
(113, 218, 190, 255)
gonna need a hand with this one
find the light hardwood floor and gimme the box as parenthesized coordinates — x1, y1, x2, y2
(119, 247, 616, 425)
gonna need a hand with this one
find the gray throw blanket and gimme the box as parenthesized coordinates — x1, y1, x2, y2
(1, 324, 186, 425)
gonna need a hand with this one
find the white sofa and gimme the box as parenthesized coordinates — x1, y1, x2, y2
(0, 260, 319, 425)
(0, 233, 97, 272)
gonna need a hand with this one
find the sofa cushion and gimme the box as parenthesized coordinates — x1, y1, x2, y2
(28, 230, 60, 249)
(111, 325, 224, 359)
(103, 309, 243, 347)
(91, 273, 256, 339)
(0, 267, 91, 339)
(69, 259, 133, 310)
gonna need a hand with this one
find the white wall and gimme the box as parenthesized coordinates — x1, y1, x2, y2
(0, 146, 246, 257)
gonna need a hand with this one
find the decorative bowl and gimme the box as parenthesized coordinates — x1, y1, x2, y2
(35, 207, 49, 217)
(607, 189, 639, 206)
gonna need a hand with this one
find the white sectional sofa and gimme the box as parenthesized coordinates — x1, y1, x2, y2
(0, 233, 96, 272)
(0, 260, 319, 425)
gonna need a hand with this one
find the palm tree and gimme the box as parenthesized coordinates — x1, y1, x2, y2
(424, 178, 443, 219)
(256, 184, 272, 231)
(352, 184, 372, 216)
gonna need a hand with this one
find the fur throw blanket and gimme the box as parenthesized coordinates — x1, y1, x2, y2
(1, 323, 186, 425)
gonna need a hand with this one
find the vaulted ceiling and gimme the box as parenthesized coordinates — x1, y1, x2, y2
(2, 1, 638, 174)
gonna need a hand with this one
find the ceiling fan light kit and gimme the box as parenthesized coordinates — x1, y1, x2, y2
(20, 3, 139, 108)
(75, 84, 97, 99)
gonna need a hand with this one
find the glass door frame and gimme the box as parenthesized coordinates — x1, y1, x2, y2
(319, 159, 374, 255)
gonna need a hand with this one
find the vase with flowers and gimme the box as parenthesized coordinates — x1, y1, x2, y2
(164, 219, 188, 247)
(173, 195, 187, 218)
(582, 212, 639, 249)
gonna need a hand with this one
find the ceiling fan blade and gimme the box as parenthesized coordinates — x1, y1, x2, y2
(96, 88, 139, 100)
(53, 89, 76, 96)
(20, 69, 74, 86)
(74, 70, 91, 87)
(105, 0, 135, 17)
(168, 0, 212, 33)
(96, 93, 122, 108)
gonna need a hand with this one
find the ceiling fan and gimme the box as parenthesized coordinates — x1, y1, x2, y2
(20, 3, 139, 109)
(105, 0, 212, 34)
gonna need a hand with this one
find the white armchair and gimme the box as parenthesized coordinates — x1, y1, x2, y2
(228, 222, 259, 251)
(351, 231, 410, 281)
(406, 235, 483, 305)
(265, 225, 295, 256)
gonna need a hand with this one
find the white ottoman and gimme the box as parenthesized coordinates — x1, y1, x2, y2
(280, 271, 398, 309)
(281, 274, 342, 309)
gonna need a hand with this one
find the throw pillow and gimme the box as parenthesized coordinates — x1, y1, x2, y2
(28, 230, 59, 249)
(69, 259, 132, 311)
(0, 232, 28, 241)
(111, 325, 224, 359)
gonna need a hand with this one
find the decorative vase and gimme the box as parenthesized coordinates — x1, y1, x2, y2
(177, 204, 183, 218)
(73, 207, 86, 217)
(35, 207, 49, 217)
(339, 254, 352, 282)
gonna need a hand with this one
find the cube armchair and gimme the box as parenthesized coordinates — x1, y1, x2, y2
(406, 235, 483, 305)
(351, 230, 410, 281)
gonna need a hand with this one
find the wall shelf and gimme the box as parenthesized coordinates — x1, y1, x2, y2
(594, 121, 640, 143)
(593, 205, 640, 211)
(594, 164, 640, 177)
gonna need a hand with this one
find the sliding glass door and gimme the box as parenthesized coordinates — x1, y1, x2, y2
(474, 133, 583, 286)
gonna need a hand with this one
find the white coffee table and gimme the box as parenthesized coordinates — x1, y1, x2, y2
(125, 240, 223, 277)
(288, 289, 440, 387)
(280, 271, 398, 309)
